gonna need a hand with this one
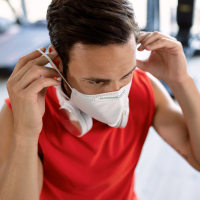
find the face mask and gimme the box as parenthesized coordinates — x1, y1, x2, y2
(37, 48, 132, 137)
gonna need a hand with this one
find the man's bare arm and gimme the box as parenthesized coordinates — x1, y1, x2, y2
(0, 103, 43, 200)
(148, 74, 200, 172)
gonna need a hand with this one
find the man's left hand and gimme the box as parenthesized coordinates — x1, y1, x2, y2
(136, 31, 189, 84)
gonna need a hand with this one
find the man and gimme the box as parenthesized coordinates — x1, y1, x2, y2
(0, 0, 200, 200)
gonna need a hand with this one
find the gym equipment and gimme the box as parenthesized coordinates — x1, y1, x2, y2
(0, 0, 50, 72)
(176, 0, 197, 57)
(145, 0, 160, 32)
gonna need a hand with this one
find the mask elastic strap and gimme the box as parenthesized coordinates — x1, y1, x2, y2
(37, 48, 73, 97)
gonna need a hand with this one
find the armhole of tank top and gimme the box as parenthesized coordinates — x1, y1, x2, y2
(143, 72, 156, 125)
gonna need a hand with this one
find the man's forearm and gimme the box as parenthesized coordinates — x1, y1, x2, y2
(0, 133, 40, 200)
(167, 75, 200, 163)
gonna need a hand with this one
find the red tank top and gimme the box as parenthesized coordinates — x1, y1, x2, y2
(5, 69, 155, 200)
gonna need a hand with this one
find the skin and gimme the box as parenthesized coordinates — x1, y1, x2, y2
(49, 32, 200, 171)
(50, 35, 137, 95)
(0, 50, 60, 199)
(0, 31, 200, 200)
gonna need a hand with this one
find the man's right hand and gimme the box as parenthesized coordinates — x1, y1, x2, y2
(6, 47, 61, 139)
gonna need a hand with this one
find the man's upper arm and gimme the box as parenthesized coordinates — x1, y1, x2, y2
(0, 103, 44, 192)
(147, 73, 200, 171)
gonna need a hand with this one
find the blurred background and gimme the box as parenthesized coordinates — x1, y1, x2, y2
(0, 0, 200, 199)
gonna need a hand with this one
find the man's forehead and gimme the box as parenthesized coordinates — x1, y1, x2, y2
(67, 34, 136, 78)
(70, 33, 136, 56)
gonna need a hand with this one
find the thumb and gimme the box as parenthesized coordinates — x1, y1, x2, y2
(40, 87, 48, 97)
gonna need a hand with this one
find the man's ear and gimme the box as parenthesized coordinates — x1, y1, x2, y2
(48, 45, 63, 73)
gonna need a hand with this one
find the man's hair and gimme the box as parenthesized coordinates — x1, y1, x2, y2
(46, 0, 140, 76)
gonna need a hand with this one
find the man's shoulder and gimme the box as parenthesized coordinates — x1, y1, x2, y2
(131, 69, 155, 100)
(129, 70, 156, 120)
(146, 73, 172, 110)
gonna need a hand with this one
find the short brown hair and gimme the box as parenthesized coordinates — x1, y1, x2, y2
(46, 0, 140, 76)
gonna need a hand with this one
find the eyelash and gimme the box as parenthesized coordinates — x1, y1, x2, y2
(88, 80, 105, 85)
(122, 74, 130, 79)
(88, 73, 131, 85)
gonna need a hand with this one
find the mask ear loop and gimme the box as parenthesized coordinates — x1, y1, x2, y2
(37, 48, 72, 100)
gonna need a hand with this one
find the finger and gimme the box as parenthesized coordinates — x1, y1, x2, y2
(138, 33, 161, 50)
(12, 47, 46, 76)
(15, 65, 60, 90)
(137, 32, 151, 44)
(137, 34, 154, 51)
(11, 51, 59, 83)
(40, 87, 48, 97)
(138, 32, 177, 50)
(24, 77, 61, 96)
(145, 38, 181, 51)
(33, 51, 58, 66)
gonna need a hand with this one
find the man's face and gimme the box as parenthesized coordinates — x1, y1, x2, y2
(64, 34, 137, 95)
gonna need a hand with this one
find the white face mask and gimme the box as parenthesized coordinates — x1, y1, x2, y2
(37, 48, 132, 137)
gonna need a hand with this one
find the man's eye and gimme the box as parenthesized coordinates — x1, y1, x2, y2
(122, 72, 133, 79)
(123, 75, 129, 79)
(122, 75, 130, 79)
(88, 80, 103, 85)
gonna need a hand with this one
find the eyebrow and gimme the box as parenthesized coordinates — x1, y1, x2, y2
(82, 66, 136, 83)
